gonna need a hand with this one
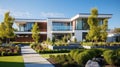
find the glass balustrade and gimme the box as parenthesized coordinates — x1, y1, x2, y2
(52, 26, 72, 31)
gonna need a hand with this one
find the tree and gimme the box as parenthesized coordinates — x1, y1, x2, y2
(86, 8, 101, 42)
(31, 23, 40, 43)
(100, 19, 108, 41)
(0, 12, 15, 43)
(112, 28, 120, 33)
(0, 23, 6, 39)
(86, 8, 108, 42)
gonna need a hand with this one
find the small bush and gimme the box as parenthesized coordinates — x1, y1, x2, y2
(70, 49, 77, 58)
(103, 50, 116, 65)
(76, 50, 94, 66)
(1, 51, 6, 56)
(7, 52, 13, 56)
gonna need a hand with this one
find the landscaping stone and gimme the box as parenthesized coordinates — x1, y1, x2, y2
(85, 60, 100, 67)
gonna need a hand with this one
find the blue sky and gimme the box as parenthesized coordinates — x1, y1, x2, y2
(0, 0, 120, 29)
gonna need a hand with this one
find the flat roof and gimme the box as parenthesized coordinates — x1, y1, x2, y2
(71, 13, 112, 20)
(14, 13, 112, 23)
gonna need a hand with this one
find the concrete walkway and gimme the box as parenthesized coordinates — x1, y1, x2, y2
(21, 46, 54, 67)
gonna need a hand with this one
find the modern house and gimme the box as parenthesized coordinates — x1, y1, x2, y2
(14, 13, 112, 42)
(107, 33, 120, 42)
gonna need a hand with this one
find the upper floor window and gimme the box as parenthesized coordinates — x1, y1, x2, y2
(76, 18, 89, 30)
(52, 22, 72, 31)
(19, 22, 34, 32)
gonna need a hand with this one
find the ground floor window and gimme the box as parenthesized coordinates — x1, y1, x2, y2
(52, 33, 72, 41)
(115, 36, 120, 42)
(82, 32, 88, 41)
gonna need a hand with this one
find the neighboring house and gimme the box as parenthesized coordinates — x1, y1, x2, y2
(14, 13, 112, 42)
(107, 33, 120, 42)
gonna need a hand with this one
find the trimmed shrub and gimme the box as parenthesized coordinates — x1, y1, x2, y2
(73, 50, 80, 60)
(76, 50, 95, 66)
(70, 49, 77, 58)
(7, 51, 13, 56)
(103, 50, 116, 65)
(1, 51, 6, 56)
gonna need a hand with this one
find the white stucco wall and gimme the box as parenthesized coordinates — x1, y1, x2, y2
(74, 30, 82, 42)
(47, 19, 52, 40)
(74, 30, 88, 42)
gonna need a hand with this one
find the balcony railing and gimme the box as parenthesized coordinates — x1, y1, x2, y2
(52, 26, 72, 31)
(17, 29, 47, 32)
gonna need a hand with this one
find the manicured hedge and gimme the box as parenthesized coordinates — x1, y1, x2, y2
(49, 48, 120, 67)
(37, 49, 70, 54)
(103, 49, 120, 66)
(49, 54, 78, 67)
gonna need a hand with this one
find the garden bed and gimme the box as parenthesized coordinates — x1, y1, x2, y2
(0, 45, 21, 56)
(48, 48, 120, 67)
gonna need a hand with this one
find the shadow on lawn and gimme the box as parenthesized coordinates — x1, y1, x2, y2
(0, 61, 24, 67)
(0, 61, 54, 67)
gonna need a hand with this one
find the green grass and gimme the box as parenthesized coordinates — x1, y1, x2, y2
(41, 53, 68, 59)
(0, 56, 24, 67)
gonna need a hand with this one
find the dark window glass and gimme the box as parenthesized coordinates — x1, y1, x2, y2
(82, 32, 88, 40)
(82, 19, 89, 30)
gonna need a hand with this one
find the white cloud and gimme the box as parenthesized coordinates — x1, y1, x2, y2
(0, 8, 32, 18)
(40, 12, 65, 18)
(11, 11, 32, 18)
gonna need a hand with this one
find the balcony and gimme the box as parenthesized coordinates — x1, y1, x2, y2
(52, 26, 72, 31)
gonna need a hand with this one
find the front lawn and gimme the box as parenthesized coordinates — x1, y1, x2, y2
(0, 56, 24, 67)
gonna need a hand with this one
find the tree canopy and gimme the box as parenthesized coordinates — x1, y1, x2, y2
(112, 28, 120, 34)
(86, 8, 108, 42)
(0, 12, 15, 43)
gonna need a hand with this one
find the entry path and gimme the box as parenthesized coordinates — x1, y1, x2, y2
(21, 46, 54, 67)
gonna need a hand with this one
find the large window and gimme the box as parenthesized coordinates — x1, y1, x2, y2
(82, 19, 89, 30)
(19, 22, 34, 32)
(76, 18, 89, 30)
(19, 24, 25, 31)
(76, 19, 82, 30)
(75, 18, 105, 30)
(25, 22, 34, 31)
(52, 22, 72, 31)
(98, 19, 103, 25)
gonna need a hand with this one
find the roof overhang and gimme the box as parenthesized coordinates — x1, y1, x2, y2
(47, 18, 71, 22)
(71, 13, 112, 21)
(14, 18, 47, 25)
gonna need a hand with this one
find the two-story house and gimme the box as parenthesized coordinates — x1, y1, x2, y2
(14, 13, 112, 42)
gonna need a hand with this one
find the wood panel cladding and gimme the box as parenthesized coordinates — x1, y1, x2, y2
(37, 22, 47, 32)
